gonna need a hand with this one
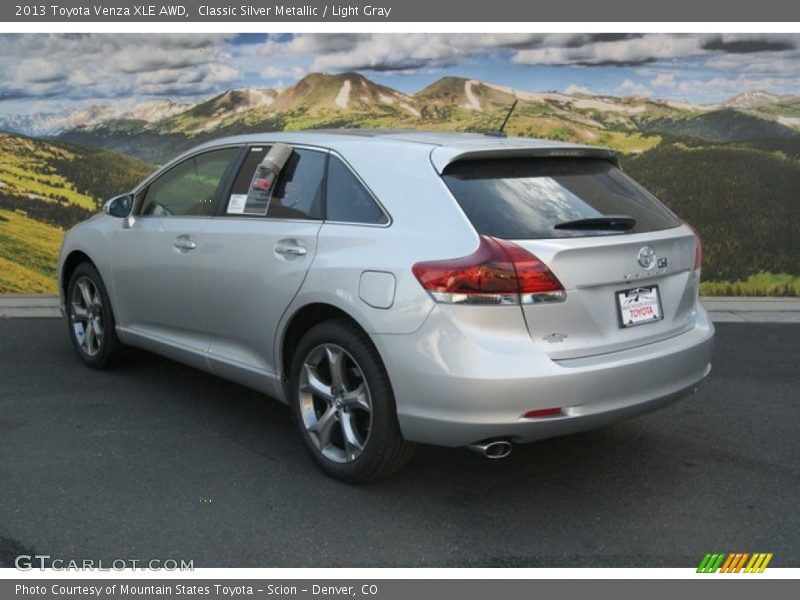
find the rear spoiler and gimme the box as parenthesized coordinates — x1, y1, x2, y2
(430, 143, 619, 174)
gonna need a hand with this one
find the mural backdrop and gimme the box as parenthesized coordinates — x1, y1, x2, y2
(1, 33, 799, 294)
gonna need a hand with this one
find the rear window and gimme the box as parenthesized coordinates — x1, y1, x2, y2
(441, 158, 680, 239)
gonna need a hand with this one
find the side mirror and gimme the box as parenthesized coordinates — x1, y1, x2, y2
(103, 194, 133, 218)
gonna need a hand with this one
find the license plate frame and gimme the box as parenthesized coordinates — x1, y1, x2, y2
(616, 285, 664, 328)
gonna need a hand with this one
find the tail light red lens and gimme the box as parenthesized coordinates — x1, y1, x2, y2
(684, 222, 702, 270)
(412, 236, 565, 305)
(522, 407, 563, 419)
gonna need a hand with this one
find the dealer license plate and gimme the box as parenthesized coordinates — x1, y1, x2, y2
(616, 286, 663, 328)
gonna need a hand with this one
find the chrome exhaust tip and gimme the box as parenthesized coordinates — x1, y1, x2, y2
(467, 440, 512, 459)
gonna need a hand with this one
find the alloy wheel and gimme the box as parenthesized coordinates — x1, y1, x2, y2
(298, 343, 373, 463)
(70, 276, 105, 357)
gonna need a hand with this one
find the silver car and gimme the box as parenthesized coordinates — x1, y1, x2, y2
(57, 130, 714, 482)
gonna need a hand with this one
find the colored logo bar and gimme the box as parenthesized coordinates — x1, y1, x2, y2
(697, 553, 773, 573)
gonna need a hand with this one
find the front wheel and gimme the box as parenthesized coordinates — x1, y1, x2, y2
(66, 263, 125, 369)
(289, 320, 414, 483)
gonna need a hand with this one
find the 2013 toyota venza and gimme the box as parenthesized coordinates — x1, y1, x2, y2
(57, 130, 714, 482)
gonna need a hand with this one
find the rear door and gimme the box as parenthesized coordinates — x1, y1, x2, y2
(195, 145, 326, 378)
(441, 157, 700, 359)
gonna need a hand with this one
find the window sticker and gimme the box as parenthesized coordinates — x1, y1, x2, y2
(227, 193, 247, 214)
(242, 167, 276, 215)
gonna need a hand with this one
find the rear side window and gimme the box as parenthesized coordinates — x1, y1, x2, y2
(227, 147, 325, 220)
(325, 156, 387, 224)
(441, 158, 680, 239)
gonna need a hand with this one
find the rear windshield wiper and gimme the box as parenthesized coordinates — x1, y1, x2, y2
(554, 215, 636, 231)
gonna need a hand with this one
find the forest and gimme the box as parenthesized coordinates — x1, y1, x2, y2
(622, 138, 800, 282)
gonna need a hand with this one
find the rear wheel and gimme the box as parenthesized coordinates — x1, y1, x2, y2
(289, 319, 414, 482)
(66, 263, 125, 369)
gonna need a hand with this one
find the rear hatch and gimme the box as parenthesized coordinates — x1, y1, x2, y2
(440, 154, 701, 360)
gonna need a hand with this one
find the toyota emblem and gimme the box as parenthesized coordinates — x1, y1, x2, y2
(637, 246, 656, 269)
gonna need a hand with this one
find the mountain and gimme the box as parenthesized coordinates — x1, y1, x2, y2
(722, 91, 786, 109)
(269, 72, 415, 114)
(116, 99, 194, 123)
(647, 108, 800, 143)
(6, 75, 800, 146)
(52, 74, 800, 165)
(56, 73, 680, 161)
(2, 75, 800, 294)
(0, 105, 119, 137)
(0, 131, 152, 213)
(415, 76, 516, 113)
(36, 74, 799, 165)
(155, 88, 278, 134)
(0, 99, 193, 137)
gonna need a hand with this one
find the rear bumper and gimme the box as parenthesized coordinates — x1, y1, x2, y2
(371, 304, 714, 447)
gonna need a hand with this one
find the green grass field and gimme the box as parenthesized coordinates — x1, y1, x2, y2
(700, 272, 800, 297)
(0, 209, 62, 293)
(0, 133, 98, 210)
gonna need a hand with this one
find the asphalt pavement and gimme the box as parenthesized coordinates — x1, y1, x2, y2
(0, 319, 797, 567)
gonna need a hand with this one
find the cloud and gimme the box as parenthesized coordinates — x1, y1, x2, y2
(674, 73, 798, 102)
(254, 33, 800, 74)
(651, 73, 676, 88)
(260, 65, 307, 80)
(564, 84, 596, 95)
(0, 33, 240, 102)
(256, 33, 550, 72)
(512, 34, 704, 66)
(619, 79, 654, 97)
(510, 33, 800, 69)
(18, 58, 68, 84)
(702, 36, 796, 53)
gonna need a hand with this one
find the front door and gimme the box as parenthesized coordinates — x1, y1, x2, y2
(112, 146, 240, 361)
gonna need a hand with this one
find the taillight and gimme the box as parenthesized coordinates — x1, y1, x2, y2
(684, 222, 702, 270)
(522, 407, 563, 419)
(412, 236, 565, 305)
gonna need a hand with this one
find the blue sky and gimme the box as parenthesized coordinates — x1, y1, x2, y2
(2, 33, 799, 114)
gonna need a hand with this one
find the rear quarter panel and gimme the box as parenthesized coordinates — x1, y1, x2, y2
(283, 140, 483, 331)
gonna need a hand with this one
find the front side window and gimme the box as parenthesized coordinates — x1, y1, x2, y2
(226, 147, 325, 220)
(140, 147, 238, 217)
(325, 156, 387, 224)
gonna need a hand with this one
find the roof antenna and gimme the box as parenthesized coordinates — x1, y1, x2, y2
(486, 99, 518, 137)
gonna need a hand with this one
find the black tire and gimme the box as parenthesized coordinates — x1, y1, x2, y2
(289, 319, 414, 483)
(66, 262, 125, 369)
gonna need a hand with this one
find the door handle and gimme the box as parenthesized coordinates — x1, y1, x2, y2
(173, 235, 197, 251)
(274, 240, 308, 257)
